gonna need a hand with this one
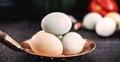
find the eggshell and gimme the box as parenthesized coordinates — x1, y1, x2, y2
(62, 32, 86, 55)
(29, 31, 63, 56)
(95, 17, 116, 37)
(83, 12, 102, 30)
(105, 12, 120, 23)
(41, 12, 72, 36)
(105, 12, 120, 30)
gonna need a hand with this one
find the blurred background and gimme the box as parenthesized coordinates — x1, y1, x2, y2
(0, 0, 119, 22)
(0, 1, 120, 62)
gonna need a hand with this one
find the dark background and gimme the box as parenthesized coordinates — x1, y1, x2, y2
(0, 0, 120, 22)
(0, 0, 120, 62)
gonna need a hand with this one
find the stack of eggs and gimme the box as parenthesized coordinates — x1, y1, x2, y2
(29, 12, 86, 57)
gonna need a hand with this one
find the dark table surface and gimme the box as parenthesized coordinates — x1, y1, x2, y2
(0, 20, 120, 62)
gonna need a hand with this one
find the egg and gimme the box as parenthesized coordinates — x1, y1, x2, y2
(41, 12, 72, 36)
(83, 12, 102, 30)
(105, 12, 120, 23)
(105, 12, 120, 30)
(29, 31, 63, 56)
(61, 32, 86, 55)
(95, 17, 116, 37)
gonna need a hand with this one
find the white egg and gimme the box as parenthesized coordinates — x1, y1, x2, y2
(83, 12, 102, 30)
(105, 12, 120, 30)
(105, 12, 120, 24)
(41, 12, 72, 36)
(95, 17, 116, 37)
(62, 32, 86, 55)
(29, 31, 63, 56)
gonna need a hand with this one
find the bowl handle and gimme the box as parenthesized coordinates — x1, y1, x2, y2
(0, 31, 22, 51)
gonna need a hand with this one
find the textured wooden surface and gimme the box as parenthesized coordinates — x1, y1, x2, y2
(0, 20, 120, 62)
